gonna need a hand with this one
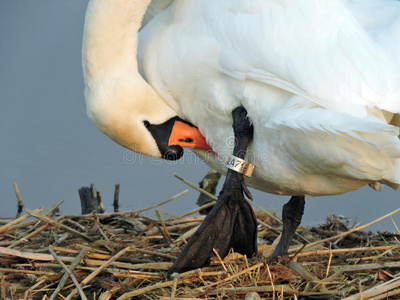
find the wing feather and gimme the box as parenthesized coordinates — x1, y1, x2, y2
(206, 0, 400, 116)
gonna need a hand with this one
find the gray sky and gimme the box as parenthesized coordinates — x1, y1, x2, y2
(1, 0, 399, 231)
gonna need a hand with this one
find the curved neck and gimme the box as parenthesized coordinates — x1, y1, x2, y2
(82, 0, 151, 80)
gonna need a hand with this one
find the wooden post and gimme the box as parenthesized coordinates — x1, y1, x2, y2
(196, 169, 221, 215)
(97, 191, 105, 213)
(13, 183, 24, 218)
(78, 184, 102, 214)
(113, 184, 120, 212)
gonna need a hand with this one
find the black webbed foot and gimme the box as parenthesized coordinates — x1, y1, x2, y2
(168, 171, 257, 275)
(168, 106, 257, 275)
(272, 195, 305, 257)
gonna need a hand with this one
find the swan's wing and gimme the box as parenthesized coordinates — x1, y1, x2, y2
(345, 0, 400, 30)
(205, 0, 400, 117)
(142, 0, 174, 29)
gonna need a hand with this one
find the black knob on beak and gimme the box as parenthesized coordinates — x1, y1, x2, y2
(144, 117, 186, 161)
(162, 145, 184, 160)
(144, 116, 210, 160)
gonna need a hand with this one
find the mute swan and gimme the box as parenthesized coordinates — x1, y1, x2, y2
(83, 0, 400, 274)
(82, 0, 210, 160)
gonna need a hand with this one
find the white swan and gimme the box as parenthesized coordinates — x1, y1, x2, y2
(138, 0, 400, 196)
(83, 0, 210, 160)
(83, 0, 400, 273)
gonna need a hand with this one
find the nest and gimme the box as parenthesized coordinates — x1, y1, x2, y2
(1, 191, 400, 300)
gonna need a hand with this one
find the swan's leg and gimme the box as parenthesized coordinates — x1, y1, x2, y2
(272, 195, 305, 257)
(168, 106, 257, 275)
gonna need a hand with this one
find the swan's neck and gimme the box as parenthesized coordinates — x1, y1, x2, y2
(82, 0, 151, 79)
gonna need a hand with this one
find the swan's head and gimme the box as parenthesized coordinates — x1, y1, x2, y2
(84, 73, 211, 160)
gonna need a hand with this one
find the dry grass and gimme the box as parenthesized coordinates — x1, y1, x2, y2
(0, 195, 399, 300)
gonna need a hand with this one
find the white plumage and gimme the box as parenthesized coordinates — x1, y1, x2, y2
(83, 0, 400, 198)
(137, 0, 400, 196)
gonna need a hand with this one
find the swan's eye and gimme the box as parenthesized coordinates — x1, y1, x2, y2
(143, 120, 150, 128)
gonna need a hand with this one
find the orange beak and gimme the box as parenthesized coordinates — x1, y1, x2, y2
(168, 120, 212, 151)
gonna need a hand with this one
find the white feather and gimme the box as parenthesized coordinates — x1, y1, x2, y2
(138, 0, 400, 195)
(124, 0, 400, 196)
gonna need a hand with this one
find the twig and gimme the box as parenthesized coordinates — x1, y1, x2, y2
(288, 262, 329, 293)
(0, 207, 43, 235)
(37, 199, 65, 219)
(129, 247, 176, 260)
(257, 219, 283, 236)
(155, 210, 172, 243)
(146, 221, 201, 236)
(176, 202, 216, 219)
(49, 246, 79, 254)
(113, 184, 120, 212)
(174, 173, 310, 244)
(0, 246, 62, 261)
(335, 262, 400, 273)
(298, 207, 400, 252)
(168, 216, 205, 225)
(366, 287, 400, 300)
(342, 275, 400, 300)
(60, 190, 187, 220)
(116, 277, 191, 300)
(250, 201, 310, 244)
(326, 249, 333, 278)
(13, 183, 23, 218)
(134, 190, 189, 214)
(212, 248, 229, 274)
(346, 248, 397, 262)
(0, 246, 170, 269)
(1, 277, 6, 300)
(99, 279, 129, 300)
(173, 225, 200, 245)
(74, 243, 109, 255)
(174, 173, 217, 200)
(10, 200, 64, 232)
(266, 264, 276, 300)
(48, 247, 88, 300)
(93, 216, 111, 247)
(49, 248, 88, 300)
(197, 262, 264, 291)
(0, 268, 57, 276)
(8, 223, 51, 248)
(66, 246, 132, 299)
(170, 273, 179, 300)
(23, 276, 46, 300)
(26, 209, 95, 242)
(53, 232, 71, 246)
(290, 245, 400, 257)
(63, 219, 86, 231)
(210, 285, 299, 295)
(111, 271, 164, 279)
